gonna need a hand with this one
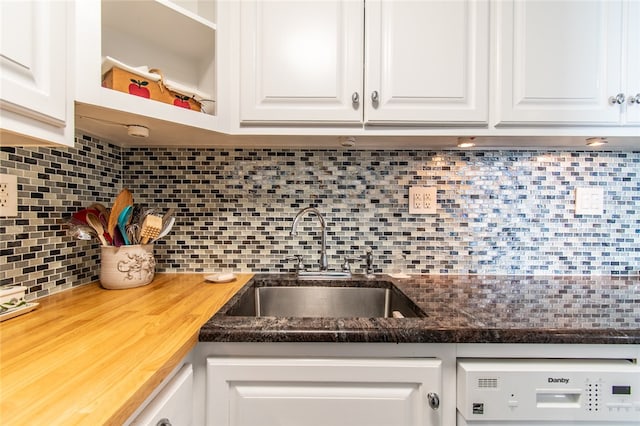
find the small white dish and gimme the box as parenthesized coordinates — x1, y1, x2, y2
(389, 273, 411, 279)
(205, 273, 237, 283)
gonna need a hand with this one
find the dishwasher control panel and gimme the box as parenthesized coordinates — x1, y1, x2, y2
(457, 359, 640, 423)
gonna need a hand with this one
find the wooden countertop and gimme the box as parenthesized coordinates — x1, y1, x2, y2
(0, 273, 252, 426)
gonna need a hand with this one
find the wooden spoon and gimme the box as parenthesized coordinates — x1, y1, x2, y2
(86, 212, 109, 246)
(88, 203, 109, 218)
(107, 189, 133, 237)
(71, 208, 100, 226)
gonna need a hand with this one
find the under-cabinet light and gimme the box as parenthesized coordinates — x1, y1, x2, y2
(340, 136, 356, 147)
(127, 125, 149, 138)
(457, 137, 476, 148)
(586, 137, 608, 147)
(78, 116, 150, 138)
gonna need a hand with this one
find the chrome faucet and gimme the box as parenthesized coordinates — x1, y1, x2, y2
(290, 207, 328, 271)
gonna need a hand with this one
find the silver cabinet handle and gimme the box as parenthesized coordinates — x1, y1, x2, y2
(427, 392, 440, 410)
(351, 92, 359, 105)
(371, 91, 379, 103)
(609, 93, 626, 105)
(629, 93, 640, 105)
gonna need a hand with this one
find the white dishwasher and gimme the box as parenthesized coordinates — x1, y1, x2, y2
(457, 359, 640, 425)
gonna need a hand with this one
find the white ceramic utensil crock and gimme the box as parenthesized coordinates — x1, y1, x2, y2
(100, 244, 155, 289)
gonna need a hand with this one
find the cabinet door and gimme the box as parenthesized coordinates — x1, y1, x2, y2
(239, 0, 364, 124)
(365, 0, 489, 126)
(0, 0, 67, 128)
(497, 0, 623, 125)
(207, 357, 442, 426)
(625, 0, 640, 124)
(130, 363, 193, 426)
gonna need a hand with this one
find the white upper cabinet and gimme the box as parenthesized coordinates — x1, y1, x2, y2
(0, 0, 73, 146)
(239, 0, 489, 127)
(239, 0, 364, 124)
(365, 0, 489, 126)
(496, 0, 638, 127)
(624, 0, 640, 125)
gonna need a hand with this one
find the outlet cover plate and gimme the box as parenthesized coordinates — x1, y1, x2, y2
(0, 174, 18, 217)
(575, 187, 604, 215)
(409, 186, 437, 214)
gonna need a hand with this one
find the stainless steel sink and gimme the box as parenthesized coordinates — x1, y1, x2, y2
(226, 281, 425, 318)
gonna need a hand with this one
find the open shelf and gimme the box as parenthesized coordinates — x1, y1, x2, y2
(75, 0, 221, 144)
(101, 0, 216, 111)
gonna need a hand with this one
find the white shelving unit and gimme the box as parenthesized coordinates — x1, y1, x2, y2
(75, 0, 223, 146)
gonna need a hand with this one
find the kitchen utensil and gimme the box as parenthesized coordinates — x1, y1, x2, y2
(128, 205, 144, 243)
(117, 205, 134, 245)
(108, 189, 133, 237)
(153, 216, 175, 241)
(127, 223, 140, 245)
(88, 203, 109, 219)
(86, 212, 110, 246)
(67, 223, 97, 240)
(71, 208, 100, 226)
(162, 207, 175, 223)
(130, 204, 142, 225)
(111, 226, 126, 247)
(140, 214, 163, 244)
(98, 211, 110, 232)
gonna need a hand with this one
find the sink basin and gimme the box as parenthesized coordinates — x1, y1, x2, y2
(226, 280, 425, 318)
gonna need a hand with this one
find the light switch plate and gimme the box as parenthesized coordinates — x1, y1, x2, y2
(409, 186, 437, 214)
(575, 187, 604, 215)
(0, 174, 18, 217)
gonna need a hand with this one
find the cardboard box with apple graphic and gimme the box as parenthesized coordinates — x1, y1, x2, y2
(102, 67, 202, 111)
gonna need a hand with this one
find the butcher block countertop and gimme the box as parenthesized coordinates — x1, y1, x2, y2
(0, 273, 253, 426)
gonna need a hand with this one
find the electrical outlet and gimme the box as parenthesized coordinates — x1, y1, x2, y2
(575, 187, 604, 215)
(0, 174, 18, 217)
(423, 186, 436, 212)
(413, 191, 423, 210)
(409, 186, 437, 214)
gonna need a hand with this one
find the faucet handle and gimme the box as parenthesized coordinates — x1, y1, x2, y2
(342, 257, 358, 273)
(285, 255, 306, 272)
(361, 248, 374, 275)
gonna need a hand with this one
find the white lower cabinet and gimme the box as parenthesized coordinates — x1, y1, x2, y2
(129, 363, 194, 426)
(206, 357, 442, 426)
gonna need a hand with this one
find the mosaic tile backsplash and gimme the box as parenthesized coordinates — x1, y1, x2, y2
(1, 134, 639, 300)
(1, 136, 121, 299)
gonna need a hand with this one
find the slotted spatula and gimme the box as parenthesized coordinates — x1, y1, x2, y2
(140, 214, 163, 244)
